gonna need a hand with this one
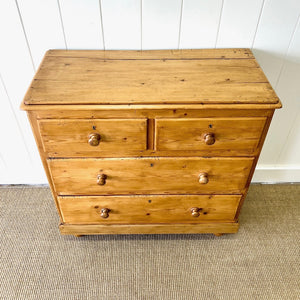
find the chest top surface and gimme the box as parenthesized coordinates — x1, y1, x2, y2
(22, 48, 281, 108)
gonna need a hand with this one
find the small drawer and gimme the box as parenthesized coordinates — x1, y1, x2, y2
(58, 194, 242, 224)
(48, 157, 253, 195)
(38, 118, 147, 157)
(156, 117, 266, 155)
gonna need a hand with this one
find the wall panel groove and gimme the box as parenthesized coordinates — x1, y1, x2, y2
(59, 0, 103, 49)
(101, 0, 141, 50)
(142, 0, 182, 50)
(0, 73, 32, 163)
(214, 0, 224, 48)
(1, 1, 300, 183)
(216, 0, 264, 48)
(17, 0, 66, 67)
(251, 0, 266, 49)
(15, 0, 35, 71)
(140, 0, 143, 50)
(177, 0, 184, 49)
(57, 0, 68, 49)
(274, 14, 300, 90)
(0, 1, 48, 183)
(180, 0, 223, 49)
(99, 0, 106, 50)
(255, 3, 300, 167)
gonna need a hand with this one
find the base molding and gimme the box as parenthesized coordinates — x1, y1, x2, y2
(59, 222, 239, 235)
(253, 165, 300, 183)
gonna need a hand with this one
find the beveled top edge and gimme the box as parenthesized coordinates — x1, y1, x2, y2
(21, 101, 282, 111)
(21, 48, 281, 108)
(44, 48, 255, 60)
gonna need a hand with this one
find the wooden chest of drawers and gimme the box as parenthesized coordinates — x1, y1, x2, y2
(21, 49, 281, 236)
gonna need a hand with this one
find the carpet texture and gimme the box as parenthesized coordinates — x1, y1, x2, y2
(0, 184, 299, 300)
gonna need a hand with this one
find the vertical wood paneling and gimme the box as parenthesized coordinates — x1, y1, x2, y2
(276, 20, 300, 165)
(0, 74, 29, 183)
(259, 61, 300, 165)
(0, 1, 45, 183)
(216, 0, 264, 48)
(17, 0, 66, 68)
(142, 0, 182, 49)
(0, 2, 34, 107)
(277, 110, 300, 165)
(252, 0, 300, 87)
(0, 74, 46, 183)
(180, 0, 223, 48)
(59, 0, 104, 49)
(255, 1, 300, 165)
(0, 1, 300, 183)
(0, 154, 6, 182)
(271, 61, 300, 165)
(101, 0, 141, 50)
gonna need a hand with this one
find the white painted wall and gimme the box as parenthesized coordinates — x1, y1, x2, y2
(0, 0, 299, 184)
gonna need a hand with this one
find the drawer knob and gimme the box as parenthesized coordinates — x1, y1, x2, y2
(100, 208, 110, 219)
(88, 133, 101, 146)
(191, 207, 200, 217)
(97, 174, 107, 185)
(199, 172, 209, 184)
(204, 133, 215, 145)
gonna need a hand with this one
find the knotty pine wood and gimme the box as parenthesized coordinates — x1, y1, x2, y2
(59, 222, 239, 235)
(38, 118, 147, 156)
(38, 116, 267, 157)
(21, 49, 281, 236)
(234, 112, 274, 219)
(37, 56, 261, 79)
(27, 108, 274, 120)
(45, 49, 254, 59)
(23, 49, 280, 106)
(26, 111, 63, 221)
(21, 103, 281, 112)
(58, 194, 242, 224)
(48, 157, 254, 195)
(155, 117, 266, 153)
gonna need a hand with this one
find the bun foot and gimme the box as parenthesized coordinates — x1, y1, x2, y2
(214, 233, 223, 237)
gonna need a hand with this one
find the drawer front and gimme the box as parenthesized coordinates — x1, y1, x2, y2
(48, 157, 253, 195)
(156, 117, 266, 154)
(58, 194, 242, 224)
(38, 119, 147, 156)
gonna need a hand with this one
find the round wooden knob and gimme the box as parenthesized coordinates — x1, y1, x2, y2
(191, 207, 200, 217)
(88, 133, 101, 146)
(100, 208, 110, 219)
(204, 133, 215, 145)
(199, 173, 209, 184)
(97, 174, 107, 185)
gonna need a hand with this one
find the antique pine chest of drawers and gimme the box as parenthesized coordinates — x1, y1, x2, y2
(21, 49, 281, 236)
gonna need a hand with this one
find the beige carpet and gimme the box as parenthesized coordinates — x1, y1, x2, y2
(0, 184, 299, 300)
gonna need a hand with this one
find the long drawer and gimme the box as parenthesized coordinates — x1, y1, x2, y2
(58, 194, 242, 224)
(48, 157, 254, 195)
(156, 117, 266, 154)
(38, 118, 147, 156)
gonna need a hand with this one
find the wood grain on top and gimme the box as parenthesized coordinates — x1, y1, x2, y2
(23, 49, 280, 106)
